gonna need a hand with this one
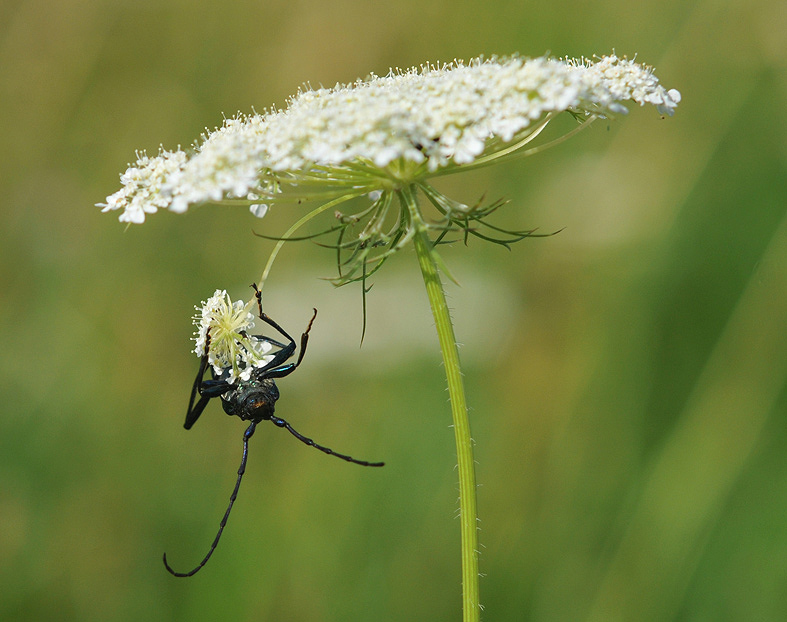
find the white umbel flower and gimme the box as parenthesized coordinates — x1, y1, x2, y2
(101, 53, 679, 223)
(193, 290, 274, 383)
(99, 149, 187, 223)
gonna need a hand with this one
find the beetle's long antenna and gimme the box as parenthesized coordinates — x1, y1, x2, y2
(163, 421, 258, 577)
(270, 416, 384, 467)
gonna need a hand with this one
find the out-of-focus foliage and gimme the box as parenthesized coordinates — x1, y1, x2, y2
(0, 0, 784, 620)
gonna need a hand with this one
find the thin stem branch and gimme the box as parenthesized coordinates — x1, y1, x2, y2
(254, 190, 368, 305)
(429, 114, 597, 179)
(399, 185, 480, 622)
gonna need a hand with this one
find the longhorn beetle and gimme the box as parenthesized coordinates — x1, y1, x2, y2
(163, 284, 384, 577)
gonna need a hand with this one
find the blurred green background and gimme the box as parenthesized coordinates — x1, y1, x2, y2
(1, 0, 785, 620)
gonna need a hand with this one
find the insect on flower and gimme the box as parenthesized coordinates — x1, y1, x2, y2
(163, 284, 384, 577)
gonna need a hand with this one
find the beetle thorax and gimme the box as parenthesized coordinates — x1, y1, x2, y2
(221, 376, 280, 422)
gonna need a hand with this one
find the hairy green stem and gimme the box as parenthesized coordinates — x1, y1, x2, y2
(400, 185, 480, 622)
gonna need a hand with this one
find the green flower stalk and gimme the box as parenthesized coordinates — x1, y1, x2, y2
(102, 53, 679, 620)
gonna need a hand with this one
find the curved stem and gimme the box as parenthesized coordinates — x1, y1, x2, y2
(254, 190, 368, 305)
(399, 185, 480, 622)
(429, 114, 597, 179)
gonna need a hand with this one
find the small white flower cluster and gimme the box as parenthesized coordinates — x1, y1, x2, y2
(101, 54, 680, 224)
(193, 290, 274, 383)
(568, 55, 681, 114)
(99, 149, 188, 224)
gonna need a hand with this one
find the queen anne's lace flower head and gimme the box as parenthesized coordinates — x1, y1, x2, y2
(101, 53, 679, 223)
(193, 290, 273, 383)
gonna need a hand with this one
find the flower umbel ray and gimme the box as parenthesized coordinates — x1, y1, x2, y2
(100, 53, 680, 226)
